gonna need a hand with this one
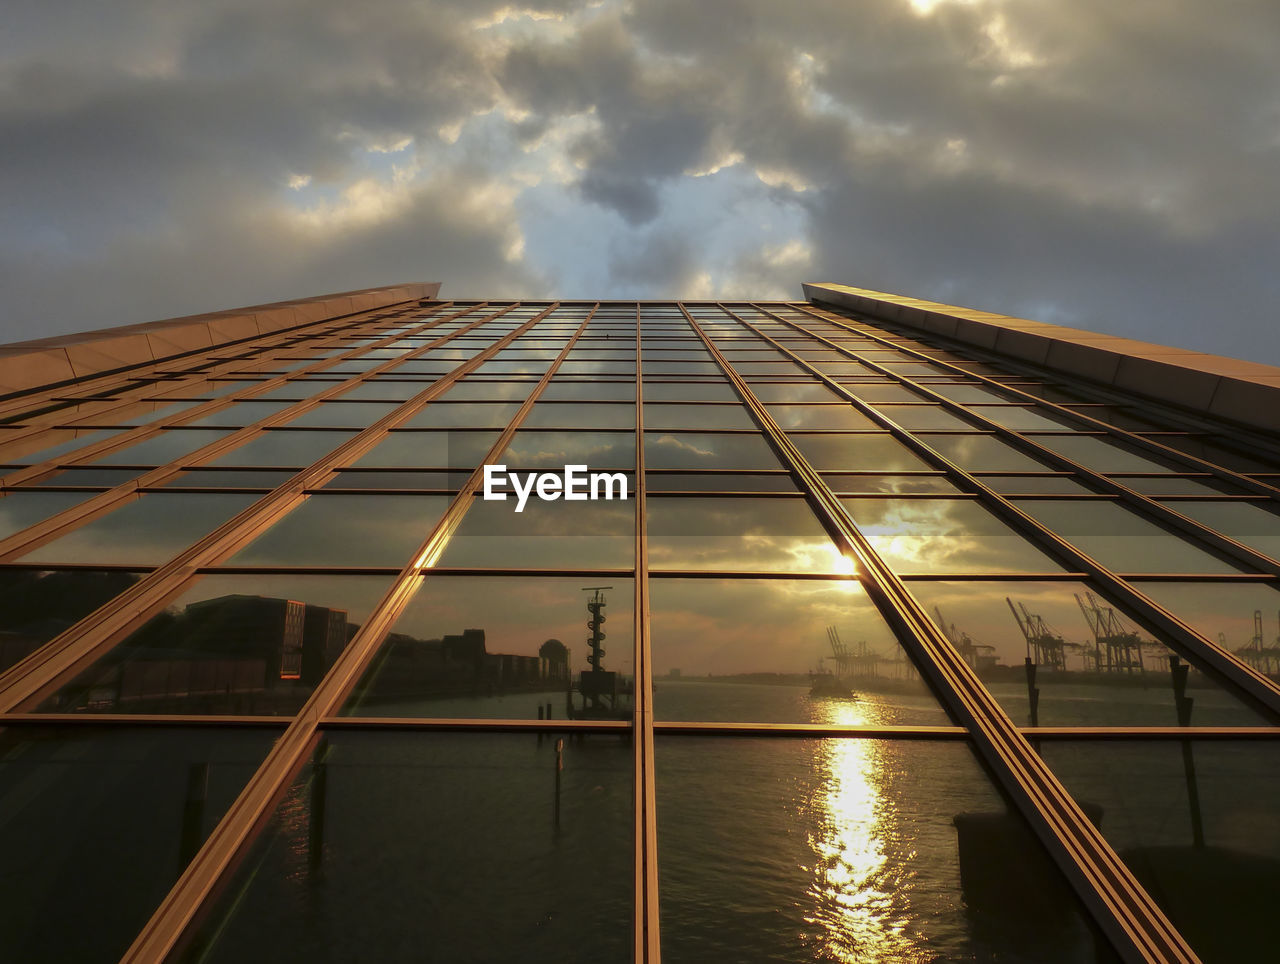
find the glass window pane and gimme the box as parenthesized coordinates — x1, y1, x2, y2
(1161, 501, 1280, 561)
(403, 402, 522, 429)
(175, 732, 632, 964)
(1134, 581, 1280, 679)
(791, 434, 934, 472)
(644, 404, 755, 431)
(180, 401, 298, 428)
(19, 492, 257, 566)
(825, 474, 963, 495)
(767, 404, 879, 431)
(161, 469, 297, 488)
(1042, 741, 1280, 964)
(907, 580, 1266, 726)
(345, 576, 633, 719)
(0, 568, 141, 673)
(1011, 500, 1243, 574)
(647, 496, 844, 573)
(876, 405, 979, 431)
(977, 475, 1096, 495)
(744, 382, 836, 403)
(39, 573, 390, 715)
(283, 401, 403, 428)
(0, 490, 95, 538)
(349, 431, 499, 469)
(0, 726, 275, 964)
(540, 381, 637, 401)
(842, 498, 1067, 574)
(24, 467, 145, 487)
(646, 472, 798, 492)
(659, 738, 1110, 964)
(645, 432, 782, 470)
(90, 429, 236, 466)
(502, 431, 635, 470)
(651, 578, 946, 724)
(919, 434, 1054, 472)
(437, 495, 633, 569)
(0, 428, 116, 465)
(523, 403, 634, 429)
(226, 494, 449, 567)
(1024, 434, 1184, 473)
(207, 429, 359, 467)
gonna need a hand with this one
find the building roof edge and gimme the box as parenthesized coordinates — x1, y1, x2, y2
(0, 282, 441, 397)
(804, 281, 1280, 435)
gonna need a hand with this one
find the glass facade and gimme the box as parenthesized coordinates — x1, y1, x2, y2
(0, 294, 1278, 962)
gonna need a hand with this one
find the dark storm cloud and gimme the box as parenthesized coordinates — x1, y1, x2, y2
(2, 0, 1279, 361)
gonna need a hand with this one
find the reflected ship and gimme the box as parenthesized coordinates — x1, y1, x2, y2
(809, 625, 915, 699)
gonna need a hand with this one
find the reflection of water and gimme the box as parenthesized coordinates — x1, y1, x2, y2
(806, 738, 916, 961)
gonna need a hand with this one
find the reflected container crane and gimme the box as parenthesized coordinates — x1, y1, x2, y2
(1074, 591, 1145, 674)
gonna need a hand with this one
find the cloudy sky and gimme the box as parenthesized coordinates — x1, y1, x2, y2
(3, 0, 1279, 361)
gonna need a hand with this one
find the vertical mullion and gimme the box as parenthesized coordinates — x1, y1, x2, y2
(634, 303, 660, 962)
(115, 303, 600, 964)
(679, 304, 1198, 964)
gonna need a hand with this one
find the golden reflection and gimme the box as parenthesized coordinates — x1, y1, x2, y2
(806, 738, 915, 961)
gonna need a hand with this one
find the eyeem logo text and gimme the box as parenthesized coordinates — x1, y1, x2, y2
(482, 464, 629, 512)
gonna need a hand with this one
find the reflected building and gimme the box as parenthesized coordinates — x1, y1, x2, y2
(0, 282, 1278, 962)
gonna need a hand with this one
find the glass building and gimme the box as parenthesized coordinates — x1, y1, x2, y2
(0, 281, 1277, 963)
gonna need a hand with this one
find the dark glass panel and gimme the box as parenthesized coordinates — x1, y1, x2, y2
(523, 403, 635, 429)
(842, 498, 1067, 574)
(89, 429, 236, 465)
(327, 469, 464, 490)
(640, 382, 738, 402)
(0, 568, 142, 673)
(1160, 500, 1280, 561)
(226, 494, 449, 567)
(651, 578, 944, 724)
(0, 726, 275, 964)
(40, 574, 390, 715)
(177, 732, 631, 964)
(1042, 741, 1280, 964)
(644, 432, 782, 470)
(403, 402, 522, 429)
(1135, 581, 1280, 679)
(206, 429, 359, 468)
(20, 492, 257, 566)
(24, 466, 145, 487)
(968, 406, 1082, 431)
(335, 380, 430, 402)
(437, 494, 633, 569)
(503, 431, 635, 470)
(1011, 500, 1244, 574)
(443, 380, 537, 401)
(345, 576, 633, 718)
(1119, 476, 1241, 496)
(876, 405, 980, 432)
(919, 434, 1054, 472)
(644, 404, 756, 431)
(743, 382, 836, 403)
(659, 738, 1110, 964)
(907, 581, 1265, 726)
(161, 469, 298, 488)
(646, 472, 798, 492)
(647, 496, 844, 573)
(825, 474, 963, 495)
(1022, 434, 1184, 473)
(791, 434, 935, 472)
(977, 474, 1096, 495)
(349, 431, 500, 469)
(180, 400, 298, 428)
(0, 428, 116, 465)
(283, 401, 403, 428)
(0, 490, 96, 537)
(767, 404, 879, 431)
